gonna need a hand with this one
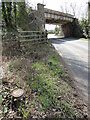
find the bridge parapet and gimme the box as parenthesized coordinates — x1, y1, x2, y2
(44, 8, 74, 24)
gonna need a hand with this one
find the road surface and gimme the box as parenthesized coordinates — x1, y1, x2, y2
(49, 35, 88, 103)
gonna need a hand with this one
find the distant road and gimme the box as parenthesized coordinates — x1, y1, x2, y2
(49, 35, 88, 103)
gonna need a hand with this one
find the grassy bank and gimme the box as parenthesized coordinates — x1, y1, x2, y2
(2, 41, 87, 119)
(80, 38, 88, 40)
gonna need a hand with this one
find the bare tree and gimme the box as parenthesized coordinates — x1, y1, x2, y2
(65, 1, 68, 13)
(60, 1, 68, 13)
(59, 2, 83, 19)
(70, 3, 76, 17)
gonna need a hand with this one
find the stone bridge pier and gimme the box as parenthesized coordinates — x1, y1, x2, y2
(60, 19, 83, 38)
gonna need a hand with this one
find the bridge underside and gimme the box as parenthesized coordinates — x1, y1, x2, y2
(60, 19, 84, 38)
(45, 18, 83, 38)
(45, 18, 71, 25)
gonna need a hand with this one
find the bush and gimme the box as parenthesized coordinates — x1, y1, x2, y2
(54, 26, 60, 35)
(79, 18, 89, 38)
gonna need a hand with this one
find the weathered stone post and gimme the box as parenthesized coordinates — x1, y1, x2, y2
(37, 3, 45, 31)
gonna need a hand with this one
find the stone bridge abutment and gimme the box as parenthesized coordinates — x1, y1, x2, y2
(60, 19, 83, 38)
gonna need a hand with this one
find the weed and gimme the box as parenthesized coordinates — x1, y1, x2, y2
(61, 100, 76, 118)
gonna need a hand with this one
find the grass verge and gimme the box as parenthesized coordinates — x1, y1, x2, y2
(2, 41, 88, 119)
(80, 38, 88, 40)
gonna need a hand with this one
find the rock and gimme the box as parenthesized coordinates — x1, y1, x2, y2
(2, 78, 8, 84)
(57, 96, 61, 100)
(52, 109, 56, 112)
(11, 88, 24, 98)
(73, 92, 78, 97)
(8, 109, 17, 118)
(8, 79, 14, 83)
(33, 116, 38, 119)
(83, 103, 87, 107)
(84, 113, 88, 118)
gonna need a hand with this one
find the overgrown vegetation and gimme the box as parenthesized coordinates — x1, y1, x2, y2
(54, 25, 60, 36)
(48, 30, 54, 34)
(1, 1, 88, 119)
(2, 1, 31, 31)
(79, 18, 89, 38)
(2, 40, 88, 119)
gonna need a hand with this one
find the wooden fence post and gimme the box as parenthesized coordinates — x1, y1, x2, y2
(18, 32, 21, 48)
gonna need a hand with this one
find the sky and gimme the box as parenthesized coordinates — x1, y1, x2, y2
(26, 0, 88, 30)
(26, 0, 88, 17)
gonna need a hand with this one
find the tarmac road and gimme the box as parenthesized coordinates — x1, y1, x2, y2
(49, 36, 88, 103)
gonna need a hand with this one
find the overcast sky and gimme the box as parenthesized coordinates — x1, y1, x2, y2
(26, 0, 88, 17)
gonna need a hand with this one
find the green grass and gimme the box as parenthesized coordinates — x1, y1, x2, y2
(60, 100, 75, 118)
(29, 62, 57, 109)
(80, 38, 88, 40)
(23, 43, 76, 118)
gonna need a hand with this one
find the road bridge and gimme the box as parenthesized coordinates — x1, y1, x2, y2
(29, 3, 83, 38)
